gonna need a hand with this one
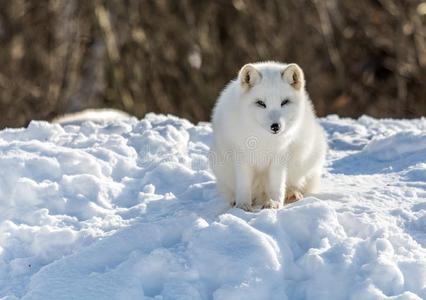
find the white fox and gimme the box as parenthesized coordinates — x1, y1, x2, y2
(210, 62, 327, 211)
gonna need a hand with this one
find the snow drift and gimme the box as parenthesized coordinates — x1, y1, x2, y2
(0, 113, 425, 299)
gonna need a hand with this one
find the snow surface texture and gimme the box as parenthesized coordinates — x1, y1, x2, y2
(0, 113, 426, 300)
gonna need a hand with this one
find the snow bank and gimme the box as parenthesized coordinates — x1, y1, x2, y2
(0, 114, 426, 299)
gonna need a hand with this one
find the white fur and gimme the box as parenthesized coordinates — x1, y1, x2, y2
(52, 109, 131, 125)
(209, 61, 327, 211)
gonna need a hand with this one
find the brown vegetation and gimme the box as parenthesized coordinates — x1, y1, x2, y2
(0, 0, 425, 128)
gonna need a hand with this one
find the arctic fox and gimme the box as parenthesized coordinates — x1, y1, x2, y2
(210, 61, 327, 211)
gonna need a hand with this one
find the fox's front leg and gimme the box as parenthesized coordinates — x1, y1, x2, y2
(264, 163, 286, 209)
(234, 162, 253, 211)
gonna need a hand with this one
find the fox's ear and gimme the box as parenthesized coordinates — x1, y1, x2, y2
(239, 64, 262, 90)
(282, 64, 304, 90)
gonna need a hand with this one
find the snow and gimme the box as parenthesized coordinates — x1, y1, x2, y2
(0, 113, 426, 299)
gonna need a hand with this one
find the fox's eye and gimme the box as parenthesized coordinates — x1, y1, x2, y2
(255, 100, 266, 108)
(281, 99, 290, 107)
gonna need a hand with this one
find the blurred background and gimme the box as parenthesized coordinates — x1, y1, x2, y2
(0, 0, 425, 128)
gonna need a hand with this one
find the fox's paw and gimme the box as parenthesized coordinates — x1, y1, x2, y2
(235, 202, 253, 212)
(262, 199, 282, 209)
(285, 191, 303, 204)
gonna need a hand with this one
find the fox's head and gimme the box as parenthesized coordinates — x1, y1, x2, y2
(237, 62, 306, 136)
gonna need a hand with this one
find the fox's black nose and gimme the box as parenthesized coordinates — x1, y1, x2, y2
(270, 123, 280, 133)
